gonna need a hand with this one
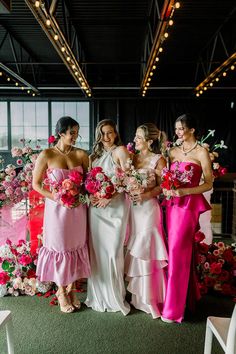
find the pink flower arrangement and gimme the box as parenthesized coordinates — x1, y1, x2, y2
(46, 169, 87, 208)
(0, 140, 41, 209)
(195, 234, 236, 297)
(85, 167, 115, 199)
(0, 239, 52, 297)
(160, 162, 194, 199)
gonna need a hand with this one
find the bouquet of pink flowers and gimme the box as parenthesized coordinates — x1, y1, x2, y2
(85, 167, 115, 199)
(46, 169, 87, 208)
(161, 162, 194, 199)
(195, 233, 236, 297)
(0, 239, 52, 297)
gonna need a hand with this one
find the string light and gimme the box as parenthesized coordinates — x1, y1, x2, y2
(141, 1, 180, 96)
(0, 62, 39, 95)
(26, 0, 92, 97)
(195, 52, 236, 97)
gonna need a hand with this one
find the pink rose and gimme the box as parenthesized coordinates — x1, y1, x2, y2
(62, 179, 74, 190)
(11, 147, 23, 157)
(18, 254, 32, 266)
(69, 170, 83, 185)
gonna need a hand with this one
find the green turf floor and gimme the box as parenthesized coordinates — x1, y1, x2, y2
(0, 289, 234, 354)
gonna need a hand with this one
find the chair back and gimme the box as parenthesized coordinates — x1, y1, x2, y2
(226, 304, 236, 354)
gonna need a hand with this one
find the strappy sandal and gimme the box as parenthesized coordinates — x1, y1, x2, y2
(67, 283, 81, 310)
(56, 288, 75, 313)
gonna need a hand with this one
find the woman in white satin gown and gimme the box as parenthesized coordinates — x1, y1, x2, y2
(85, 119, 130, 315)
(124, 123, 168, 319)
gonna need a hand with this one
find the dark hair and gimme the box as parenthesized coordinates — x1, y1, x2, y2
(175, 113, 199, 138)
(54, 116, 79, 144)
(91, 119, 123, 160)
(137, 122, 161, 154)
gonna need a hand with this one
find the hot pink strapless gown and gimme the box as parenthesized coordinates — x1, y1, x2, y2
(36, 166, 90, 286)
(162, 162, 211, 323)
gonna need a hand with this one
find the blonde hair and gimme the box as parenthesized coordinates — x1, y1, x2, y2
(137, 122, 167, 154)
(91, 119, 123, 161)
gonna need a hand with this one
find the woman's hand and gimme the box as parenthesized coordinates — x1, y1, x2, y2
(93, 197, 111, 208)
(130, 191, 144, 204)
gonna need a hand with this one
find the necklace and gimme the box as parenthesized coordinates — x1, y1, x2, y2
(55, 145, 73, 156)
(181, 141, 198, 156)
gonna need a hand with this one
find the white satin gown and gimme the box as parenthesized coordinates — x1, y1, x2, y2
(85, 148, 130, 315)
(124, 154, 168, 318)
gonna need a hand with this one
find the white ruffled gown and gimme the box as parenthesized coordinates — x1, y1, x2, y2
(124, 154, 168, 318)
(85, 148, 130, 315)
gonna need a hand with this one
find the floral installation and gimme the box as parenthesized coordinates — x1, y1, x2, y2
(0, 239, 52, 297)
(45, 169, 89, 208)
(85, 167, 115, 199)
(199, 129, 228, 178)
(160, 161, 194, 199)
(0, 139, 41, 209)
(195, 232, 236, 297)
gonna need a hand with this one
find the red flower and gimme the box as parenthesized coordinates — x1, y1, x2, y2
(48, 135, 56, 144)
(210, 262, 222, 275)
(195, 231, 205, 243)
(222, 248, 234, 262)
(27, 269, 36, 278)
(0, 271, 10, 285)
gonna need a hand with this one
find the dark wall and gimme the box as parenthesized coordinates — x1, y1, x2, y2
(93, 96, 236, 171)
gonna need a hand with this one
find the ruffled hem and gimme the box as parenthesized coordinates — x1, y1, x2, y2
(125, 251, 167, 318)
(162, 194, 211, 215)
(36, 244, 91, 286)
(126, 227, 168, 262)
(125, 251, 167, 277)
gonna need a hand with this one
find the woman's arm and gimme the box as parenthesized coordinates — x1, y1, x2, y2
(113, 146, 131, 170)
(32, 150, 54, 200)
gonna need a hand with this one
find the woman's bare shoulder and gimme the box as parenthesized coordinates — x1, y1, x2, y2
(74, 147, 89, 157)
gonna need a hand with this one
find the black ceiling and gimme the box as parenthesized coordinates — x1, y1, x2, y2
(0, 0, 236, 98)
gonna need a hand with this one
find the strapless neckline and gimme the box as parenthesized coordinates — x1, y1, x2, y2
(48, 165, 83, 172)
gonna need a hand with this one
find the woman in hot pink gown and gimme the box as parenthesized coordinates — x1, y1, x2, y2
(161, 114, 213, 323)
(33, 116, 90, 313)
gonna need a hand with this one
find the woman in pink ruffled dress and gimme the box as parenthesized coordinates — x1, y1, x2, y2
(161, 114, 213, 323)
(125, 123, 168, 318)
(33, 116, 90, 313)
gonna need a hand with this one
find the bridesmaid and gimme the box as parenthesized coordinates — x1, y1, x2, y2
(161, 113, 213, 323)
(85, 119, 130, 315)
(33, 116, 91, 313)
(124, 123, 168, 319)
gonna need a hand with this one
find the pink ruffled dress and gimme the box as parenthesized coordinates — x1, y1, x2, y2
(36, 166, 90, 286)
(124, 154, 168, 318)
(162, 161, 211, 323)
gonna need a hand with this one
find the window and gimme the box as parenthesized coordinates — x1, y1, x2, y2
(0, 102, 8, 150)
(11, 102, 49, 149)
(51, 101, 90, 150)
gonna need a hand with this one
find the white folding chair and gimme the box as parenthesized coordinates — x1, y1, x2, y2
(204, 304, 236, 354)
(0, 310, 14, 354)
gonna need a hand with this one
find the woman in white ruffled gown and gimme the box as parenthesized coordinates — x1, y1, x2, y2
(85, 119, 130, 315)
(125, 123, 168, 319)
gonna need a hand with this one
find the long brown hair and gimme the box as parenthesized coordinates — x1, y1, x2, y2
(90, 119, 123, 161)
